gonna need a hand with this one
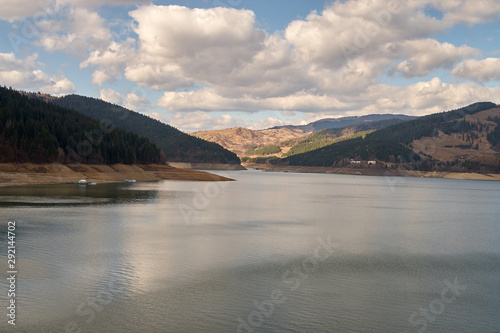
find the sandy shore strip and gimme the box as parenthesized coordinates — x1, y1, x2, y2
(0, 163, 234, 187)
(243, 163, 500, 181)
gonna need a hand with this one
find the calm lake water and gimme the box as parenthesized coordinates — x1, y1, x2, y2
(0, 169, 499, 332)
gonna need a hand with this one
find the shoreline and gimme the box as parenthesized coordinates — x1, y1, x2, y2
(0, 163, 234, 187)
(167, 162, 246, 170)
(243, 163, 500, 181)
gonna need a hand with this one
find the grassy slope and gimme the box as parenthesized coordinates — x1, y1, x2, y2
(243, 118, 407, 159)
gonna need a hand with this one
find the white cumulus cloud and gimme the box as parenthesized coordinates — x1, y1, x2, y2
(285, 0, 442, 69)
(36, 7, 111, 57)
(99, 88, 123, 105)
(126, 5, 268, 91)
(452, 58, 500, 82)
(124, 92, 151, 112)
(0, 52, 75, 95)
(440, 0, 500, 26)
(390, 39, 478, 77)
(361, 77, 500, 115)
(81, 39, 136, 86)
(0, 0, 151, 21)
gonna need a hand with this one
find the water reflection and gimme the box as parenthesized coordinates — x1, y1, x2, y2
(0, 172, 499, 332)
(0, 183, 160, 207)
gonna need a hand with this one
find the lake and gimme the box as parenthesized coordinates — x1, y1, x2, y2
(0, 169, 499, 332)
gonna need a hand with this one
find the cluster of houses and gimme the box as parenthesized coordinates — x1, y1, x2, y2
(350, 159, 377, 165)
(349, 159, 397, 168)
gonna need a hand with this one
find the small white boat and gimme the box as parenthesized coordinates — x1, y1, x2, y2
(125, 179, 136, 183)
(78, 179, 87, 185)
(88, 182, 97, 186)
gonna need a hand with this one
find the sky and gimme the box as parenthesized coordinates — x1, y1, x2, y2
(0, 0, 500, 132)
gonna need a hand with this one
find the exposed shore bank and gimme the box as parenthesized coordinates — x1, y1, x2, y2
(243, 163, 500, 181)
(0, 163, 233, 187)
(167, 162, 246, 170)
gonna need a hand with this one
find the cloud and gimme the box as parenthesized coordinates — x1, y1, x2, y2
(157, 88, 350, 113)
(137, 2, 485, 114)
(135, 1, 500, 122)
(73, 2, 500, 118)
(124, 92, 151, 111)
(452, 58, 500, 82)
(67, 4, 304, 102)
(126, 5, 269, 91)
(209, 33, 310, 99)
(157, 77, 500, 119)
(285, 0, 442, 69)
(163, 111, 306, 132)
(81, 39, 136, 85)
(361, 77, 500, 115)
(0, 1, 44, 21)
(99, 87, 153, 113)
(36, 7, 111, 56)
(99, 88, 152, 112)
(124, 2, 445, 100)
(440, 0, 500, 26)
(124, 63, 194, 91)
(99, 88, 123, 105)
(161, 75, 500, 132)
(42, 75, 75, 95)
(158, 89, 256, 112)
(112, 4, 314, 102)
(0, 0, 151, 21)
(129, 5, 263, 60)
(390, 39, 478, 77)
(0, 52, 75, 95)
(64, 0, 151, 6)
(165, 112, 245, 132)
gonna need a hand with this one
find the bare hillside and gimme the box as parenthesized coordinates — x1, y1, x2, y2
(192, 127, 307, 156)
(412, 107, 500, 166)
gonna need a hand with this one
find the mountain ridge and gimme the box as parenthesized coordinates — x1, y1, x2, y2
(279, 102, 500, 173)
(50, 94, 241, 165)
(0, 86, 162, 165)
(193, 115, 412, 159)
(271, 114, 414, 132)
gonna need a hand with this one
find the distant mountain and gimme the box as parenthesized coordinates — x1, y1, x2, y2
(50, 95, 240, 165)
(280, 102, 500, 173)
(272, 114, 414, 132)
(0, 86, 162, 164)
(193, 115, 412, 158)
(280, 117, 410, 157)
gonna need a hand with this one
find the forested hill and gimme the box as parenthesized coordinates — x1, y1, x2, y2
(51, 95, 241, 164)
(0, 86, 162, 164)
(367, 102, 498, 144)
(281, 102, 500, 172)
